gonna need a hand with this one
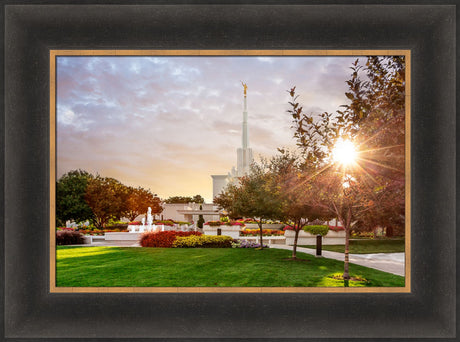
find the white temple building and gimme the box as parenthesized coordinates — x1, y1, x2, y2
(211, 83, 254, 201)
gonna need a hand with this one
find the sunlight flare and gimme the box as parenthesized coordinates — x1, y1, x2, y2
(332, 139, 358, 166)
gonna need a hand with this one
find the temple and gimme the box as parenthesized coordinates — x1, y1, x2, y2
(211, 83, 254, 201)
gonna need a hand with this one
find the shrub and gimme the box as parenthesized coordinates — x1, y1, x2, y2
(351, 231, 373, 238)
(172, 235, 233, 248)
(140, 231, 201, 248)
(79, 229, 107, 235)
(197, 215, 205, 228)
(105, 223, 128, 230)
(329, 226, 345, 232)
(303, 225, 329, 236)
(205, 221, 221, 227)
(175, 221, 191, 225)
(56, 230, 85, 245)
(129, 221, 142, 225)
(153, 220, 175, 226)
(220, 216, 230, 223)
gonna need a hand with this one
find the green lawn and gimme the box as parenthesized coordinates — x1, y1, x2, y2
(300, 238, 405, 254)
(56, 246, 404, 287)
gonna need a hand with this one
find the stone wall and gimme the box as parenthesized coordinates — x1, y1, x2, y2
(284, 230, 345, 245)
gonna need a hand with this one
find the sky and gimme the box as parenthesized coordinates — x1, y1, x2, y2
(57, 55, 358, 202)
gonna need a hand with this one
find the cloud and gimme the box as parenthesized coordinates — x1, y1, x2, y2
(57, 55, 356, 202)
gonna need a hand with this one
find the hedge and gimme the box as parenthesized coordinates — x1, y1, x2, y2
(302, 225, 329, 236)
(56, 230, 85, 245)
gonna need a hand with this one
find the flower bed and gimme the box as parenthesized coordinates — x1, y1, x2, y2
(172, 235, 233, 248)
(204, 221, 245, 227)
(231, 239, 269, 249)
(240, 229, 284, 236)
(283, 225, 345, 232)
(140, 231, 201, 248)
(204, 221, 222, 227)
(329, 226, 345, 232)
(203, 225, 241, 238)
(154, 220, 175, 226)
(78, 228, 128, 236)
(244, 223, 284, 229)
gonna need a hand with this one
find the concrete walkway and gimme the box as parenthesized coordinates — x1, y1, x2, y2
(269, 244, 405, 277)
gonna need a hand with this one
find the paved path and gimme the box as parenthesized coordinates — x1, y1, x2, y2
(269, 244, 405, 277)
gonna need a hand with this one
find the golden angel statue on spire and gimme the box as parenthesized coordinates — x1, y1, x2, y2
(241, 81, 248, 96)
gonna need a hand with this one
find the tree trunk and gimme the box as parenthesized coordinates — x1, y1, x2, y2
(129, 212, 137, 222)
(95, 217, 104, 230)
(386, 226, 394, 238)
(343, 227, 350, 280)
(343, 208, 351, 280)
(258, 221, 264, 249)
(293, 229, 300, 259)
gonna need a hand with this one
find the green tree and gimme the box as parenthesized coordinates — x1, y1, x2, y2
(213, 185, 241, 220)
(222, 163, 284, 249)
(197, 204, 205, 228)
(192, 194, 205, 204)
(268, 151, 333, 259)
(56, 170, 94, 226)
(84, 176, 130, 229)
(125, 187, 163, 221)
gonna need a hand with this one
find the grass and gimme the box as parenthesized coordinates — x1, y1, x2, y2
(300, 238, 405, 254)
(56, 246, 405, 287)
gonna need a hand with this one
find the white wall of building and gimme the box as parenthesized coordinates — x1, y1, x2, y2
(211, 175, 228, 201)
(161, 203, 219, 223)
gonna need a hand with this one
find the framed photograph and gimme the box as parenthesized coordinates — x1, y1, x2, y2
(3, 2, 456, 340)
(50, 49, 410, 294)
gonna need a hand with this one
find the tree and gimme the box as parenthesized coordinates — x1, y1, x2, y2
(338, 57, 405, 237)
(268, 152, 333, 259)
(286, 56, 406, 278)
(56, 170, 94, 226)
(164, 195, 205, 204)
(307, 168, 379, 280)
(84, 176, 130, 229)
(213, 185, 241, 220)
(218, 163, 284, 249)
(125, 187, 163, 221)
(197, 205, 205, 228)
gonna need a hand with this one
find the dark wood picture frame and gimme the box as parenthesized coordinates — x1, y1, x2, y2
(2, 2, 456, 340)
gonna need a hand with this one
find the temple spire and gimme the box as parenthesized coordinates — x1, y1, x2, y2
(241, 82, 248, 149)
(236, 82, 253, 176)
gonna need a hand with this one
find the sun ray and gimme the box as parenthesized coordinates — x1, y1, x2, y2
(358, 157, 404, 173)
(358, 144, 405, 154)
(285, 162, 336, 195)
(354, 161, 379, 186)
